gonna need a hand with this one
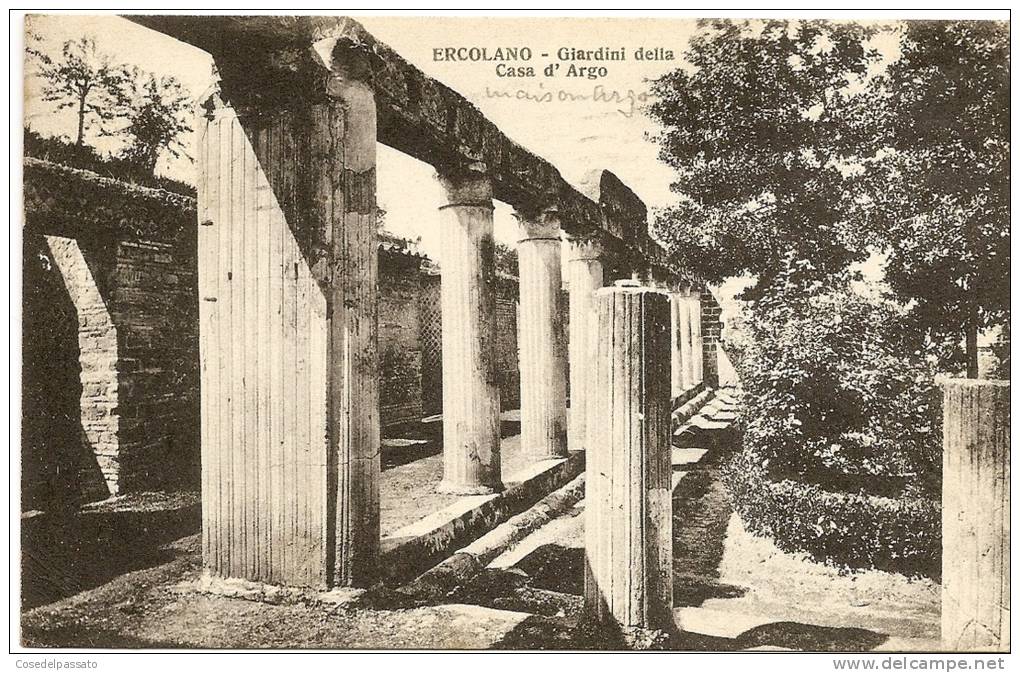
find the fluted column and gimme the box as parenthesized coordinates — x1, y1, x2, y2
(942, 379, 1010, 652)
(584, 283, 673, 631)
(669, 288, 686, 399)
(515, 206, 567, 460)
(435, 166, 502, 494)
(565, 239, 604, 451)
(688, 291, 704, 385)
(678, 288, 693, 391)
(195, 45, 379, 589)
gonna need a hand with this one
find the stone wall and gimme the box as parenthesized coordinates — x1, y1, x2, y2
(379, 248, 425, 426)
(110, 239, 200, 491)
(23, 158, 199, 505)
(494, 276, 521, 411)
(22, 232, 104, 510)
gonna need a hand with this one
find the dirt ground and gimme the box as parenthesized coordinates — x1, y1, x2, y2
(21, 393, 939, 651)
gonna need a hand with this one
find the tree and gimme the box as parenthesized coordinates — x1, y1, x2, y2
(865, 21, 1009, 377)
(648, 19, 884, 299)
(118, 67, 193, 176)
(26, 35, 127, 147)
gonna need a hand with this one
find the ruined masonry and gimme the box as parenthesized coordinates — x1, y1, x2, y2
(87, 15, 727, 630)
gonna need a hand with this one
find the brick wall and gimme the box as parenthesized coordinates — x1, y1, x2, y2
(379, 248, 425, 425)
(700, 288, 723, 388)
(23, 158, 199, 504)
(22, 232, 108, 509)
(111, 239, 200, 491)
(495, 276, 521, 411)
(44, 235, 123, 498)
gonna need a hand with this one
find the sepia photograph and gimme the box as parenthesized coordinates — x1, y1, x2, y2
(11, 7, 1012, 658)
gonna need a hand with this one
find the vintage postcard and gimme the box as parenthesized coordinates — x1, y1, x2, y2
(14, 9, 1011, 659)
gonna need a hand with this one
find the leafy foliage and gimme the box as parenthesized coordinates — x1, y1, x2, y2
(117, 68, 193, 176)
(24, 127, 196, 196)
(648, 19, 883, 296)
(724, 448, 940, 579)
(494, 242, 519, 278)
(649, 19, 1006, 569)
(26, 33, 195, 179)
(650, 19, 1009, 371)
(737, 278, 942, 494)
(26, 35, 129, 147)
(864, 21, 1010, 375)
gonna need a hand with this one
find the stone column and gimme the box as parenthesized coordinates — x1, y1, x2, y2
(584, 283, 673, 632)
(325, 66, 381, 588)
(669, 287, 686, 400)
(942, 379, 1010, 652)
(436, 166, 503, 494)
(515, 205, 567, 460)
(195, 44, 380, 589)
(565, 238, 604, 452)
(688, 291, 704, 385)
(678, 288, 694, 392)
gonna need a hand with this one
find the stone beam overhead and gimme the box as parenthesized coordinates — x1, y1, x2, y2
(578, 169, 646, 244)
(124, 15, 676, 274)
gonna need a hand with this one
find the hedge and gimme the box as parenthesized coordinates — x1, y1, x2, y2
(723, 448, 941, 580)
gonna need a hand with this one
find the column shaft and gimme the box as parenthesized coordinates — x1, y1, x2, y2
(942, 379, 1010, 651)
(678, 290, 693, 391)
(669, 291, 685, 399)
(584, 285, 673, 631)
(517, 211, 567, 460)
(327, 75, 380, 588)
(689, 292, 704, 385)
(566, 240, 604, 451)
(436, 169, 502, 494)
(197, 57, 379, 589)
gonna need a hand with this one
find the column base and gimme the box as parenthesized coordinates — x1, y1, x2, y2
(436, 480, 505, 496)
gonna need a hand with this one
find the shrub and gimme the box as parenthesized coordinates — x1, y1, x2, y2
(735, 279, 943, 496)
(724, 448, 941, 579)
(723, 275, 944, 573)
(23, 127, 195, 196)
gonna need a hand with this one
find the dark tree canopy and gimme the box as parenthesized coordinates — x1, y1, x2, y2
(118, 68, 193, 176)
(865, 20, 1009, 375)
(649, 19, 884, 297)
(27, 32, 195, 179)
(650, 18, 1009, 375)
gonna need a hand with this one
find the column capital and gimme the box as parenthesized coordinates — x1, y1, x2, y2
(436, 163, 494, 210)
(207, 37, 377, 115)
(514, 205, 561, 242)
(565, 236, 605, 262)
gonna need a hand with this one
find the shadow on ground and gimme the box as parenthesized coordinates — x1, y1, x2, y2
(679, 622, 889, 652)
(671, 421, 747, 608)
(22, 503, 200, 610)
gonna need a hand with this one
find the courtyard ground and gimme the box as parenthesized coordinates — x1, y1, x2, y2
(20, 391, 939, 650)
